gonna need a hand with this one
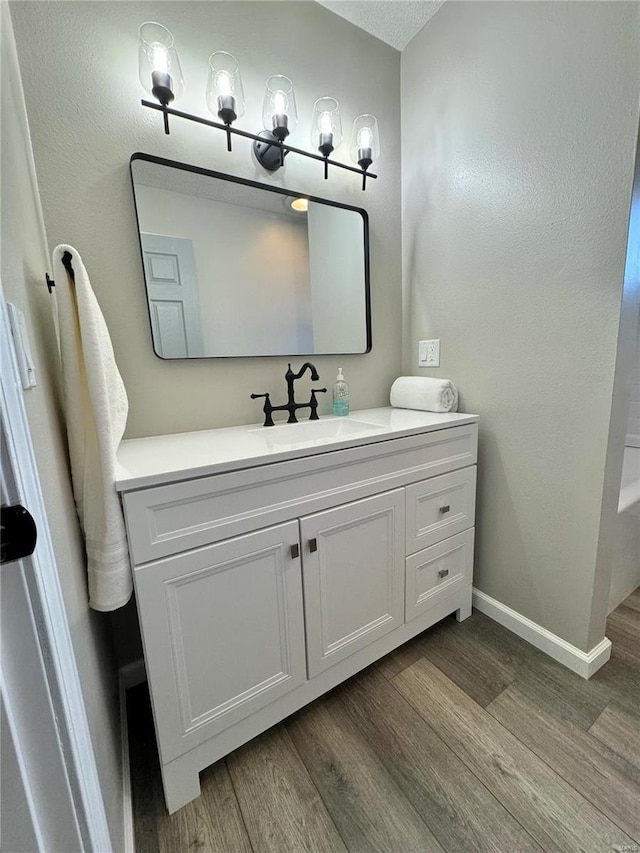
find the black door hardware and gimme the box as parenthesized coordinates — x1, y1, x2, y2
(1, 504, 37, 564)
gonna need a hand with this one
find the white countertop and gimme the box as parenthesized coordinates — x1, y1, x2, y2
(116, 407, 479, 492)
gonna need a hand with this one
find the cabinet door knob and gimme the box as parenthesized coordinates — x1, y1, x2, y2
(439, 505, 450, 514)
(438, 568, 449, 578)
(291, 543, 299, 560)
(309, 537, 318, 553)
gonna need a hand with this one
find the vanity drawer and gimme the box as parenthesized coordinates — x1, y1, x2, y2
(405, 467, 476, 554)
(123, 424, 478, 565)
(405, 529, 474, 623)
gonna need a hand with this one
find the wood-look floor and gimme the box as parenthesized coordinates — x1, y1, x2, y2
(128, 589, 640, 853)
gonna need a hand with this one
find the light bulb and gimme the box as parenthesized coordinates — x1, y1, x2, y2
(151, 43, 169, 74)
(273, 91, 287, 114)
(319, 112, 333, 135)
(358, 127, 372, 149)
(217, 70, 232, 98)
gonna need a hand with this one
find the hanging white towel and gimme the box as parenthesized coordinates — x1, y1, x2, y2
(53, 245, 132, 611)
(390, 376, 459, 413)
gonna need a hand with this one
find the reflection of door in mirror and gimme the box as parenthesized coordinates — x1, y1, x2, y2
(141, 234, 203, 358)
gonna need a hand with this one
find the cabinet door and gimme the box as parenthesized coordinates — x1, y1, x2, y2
(300, 490, 405, 678)
(134, 521, 306, 764)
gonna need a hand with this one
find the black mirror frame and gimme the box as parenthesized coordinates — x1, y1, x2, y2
(129, 152, 372, 359)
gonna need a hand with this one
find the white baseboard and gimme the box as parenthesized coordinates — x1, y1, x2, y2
(472, 588, 611, 679)
(119, 660, 146, 853)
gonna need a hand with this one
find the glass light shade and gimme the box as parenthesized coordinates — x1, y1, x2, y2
(206, 52, 245, 123)
(262, 75, 297, 141)
(350, 114, 380, 168)
(138, 22, 184, 103)
(310, 97, 342, 155)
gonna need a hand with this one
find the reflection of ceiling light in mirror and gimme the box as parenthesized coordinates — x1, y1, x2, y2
(284, 196, 309, 213)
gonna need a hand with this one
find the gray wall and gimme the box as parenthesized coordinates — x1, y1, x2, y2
(1, 8, 124, 848)
(10, 0, 402, 439)
(401, 1, 640, 651)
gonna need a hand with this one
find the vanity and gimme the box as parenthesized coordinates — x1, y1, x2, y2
(116, 407, 478, 813)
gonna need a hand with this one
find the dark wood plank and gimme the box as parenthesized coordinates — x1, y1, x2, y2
(620, 586, 640, 614)
(226, 724, 347, 853)
(377, 613, 518, 704)
(158, 761, 254, 853)
(127, 684, 253, 853)
(418, 611, 613, 727)
(375, 630, 428, 680)
(607, 604, 640, 669)
(287, 693, 445, 853)
(487, 684, 640, 842)
(337, 668, 542, 852)
(591, 655, 640, 716)
(418, 614, 519, 706)
(589, 701, 640, 770)
(393, 657, 635, 852)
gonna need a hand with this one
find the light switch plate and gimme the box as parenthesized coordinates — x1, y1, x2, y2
(418, 339, 440, 368)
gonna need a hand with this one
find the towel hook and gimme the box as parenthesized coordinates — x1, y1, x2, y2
(46, 251, 75, 293)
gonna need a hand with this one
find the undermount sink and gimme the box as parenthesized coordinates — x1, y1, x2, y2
(249, 417, 387, 448)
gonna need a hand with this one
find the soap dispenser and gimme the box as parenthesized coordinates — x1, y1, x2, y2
(332, 367, 350, 416)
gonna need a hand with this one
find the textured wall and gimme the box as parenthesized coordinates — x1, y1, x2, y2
(1, 7, 123, 848)
(10, 0, 402, 439)
(401, 1, 640, 650)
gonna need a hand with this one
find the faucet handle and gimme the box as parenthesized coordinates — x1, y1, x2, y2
(308, 388, 327, 421)
(250, 392, 275, 427)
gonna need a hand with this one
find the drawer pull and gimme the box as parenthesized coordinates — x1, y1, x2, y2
(438, 568, 449, 578)
(309, 537, 318, 553)
(291, 543, 300, 560)
(439, 505, 451, 514)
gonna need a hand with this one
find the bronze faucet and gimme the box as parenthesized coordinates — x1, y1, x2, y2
(251, 362, 327, 426)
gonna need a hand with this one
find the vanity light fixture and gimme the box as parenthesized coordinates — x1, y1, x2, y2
(254, 75, 298, 171)
(137, 24, 378, 189)
(311, 97, 342, 179)
(351, 114, 380, 190)
(138, 22, 184, 134)
(206, 52, 245, 152)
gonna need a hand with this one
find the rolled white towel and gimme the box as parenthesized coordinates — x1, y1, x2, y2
(390, 376, 459, 413)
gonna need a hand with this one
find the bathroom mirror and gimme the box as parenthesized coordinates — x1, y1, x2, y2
(130, 153, 371, 359)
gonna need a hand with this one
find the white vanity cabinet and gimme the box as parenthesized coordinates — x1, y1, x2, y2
(117, 408, 478, 813)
